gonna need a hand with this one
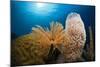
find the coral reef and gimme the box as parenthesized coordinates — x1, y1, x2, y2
(11, 13, 86, 66)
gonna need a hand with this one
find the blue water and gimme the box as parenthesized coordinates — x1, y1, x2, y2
(11, 1, 95, 37)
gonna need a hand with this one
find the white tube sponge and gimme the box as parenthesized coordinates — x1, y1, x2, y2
(62, 13, 86, 62)
(66, 12, 86, 46)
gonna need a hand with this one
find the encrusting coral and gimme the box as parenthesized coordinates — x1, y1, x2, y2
(11, 13, 86, 66)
